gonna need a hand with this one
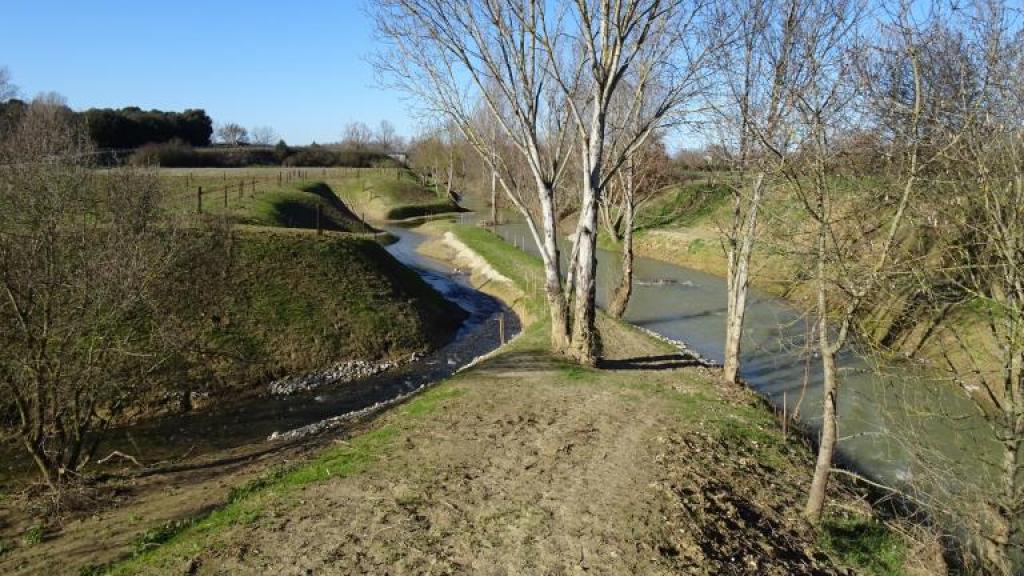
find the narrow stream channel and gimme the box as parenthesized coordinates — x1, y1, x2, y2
(0, 227, 519, 486)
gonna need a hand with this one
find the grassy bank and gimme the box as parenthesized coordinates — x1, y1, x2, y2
(158, 167, 465, 223)
(216, 230, 465, 382)
(151, 174, 468, 402)
(93, 222, 920, 576)
(327, 169, 467, 221)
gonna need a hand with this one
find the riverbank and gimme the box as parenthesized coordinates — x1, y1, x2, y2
(100, 222, 937, 576)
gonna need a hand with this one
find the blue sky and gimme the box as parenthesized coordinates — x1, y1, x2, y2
(0, 1, 417, 144)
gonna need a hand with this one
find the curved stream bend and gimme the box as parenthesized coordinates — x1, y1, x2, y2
(0, 226, 518, 484)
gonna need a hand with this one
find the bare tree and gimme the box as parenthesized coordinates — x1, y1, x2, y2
(538, 0, 714, 364)
(216, 122, 249, 145)
(376, 119, 399, 152)
(0, 66, 16, 102)
(250, 125, 279, 146)
(604, 136, 669, 318)
(0, 98, 206, 486)
(372, 0, 579, 352)
(714, 0, 803, 384)
(783, 0, 936, 524)
(342, 121, 374, 150)
(892, 2, 1024, 570)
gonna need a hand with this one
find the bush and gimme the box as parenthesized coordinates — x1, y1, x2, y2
(130, 139, 197, 167)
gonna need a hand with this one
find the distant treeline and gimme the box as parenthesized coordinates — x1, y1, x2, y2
(0, 99, 403, 168)
(83, 107, 213, 148)
(131, 140, 401, 168)
(0, 99, 213, 149)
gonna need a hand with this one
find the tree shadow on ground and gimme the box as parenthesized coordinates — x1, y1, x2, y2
(599, 353, 703, 371)
(472, 350, 562, 375)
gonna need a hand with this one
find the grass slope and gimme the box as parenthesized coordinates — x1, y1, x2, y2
(244, 181, 374, 233)
(329, 169, 467, 221)
(220, 231, 465, 381)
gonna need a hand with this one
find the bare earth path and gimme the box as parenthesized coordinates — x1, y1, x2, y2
(119, 319, 850, 575)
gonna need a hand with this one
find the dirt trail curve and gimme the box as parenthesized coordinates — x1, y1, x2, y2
(128, 319, 848, 576)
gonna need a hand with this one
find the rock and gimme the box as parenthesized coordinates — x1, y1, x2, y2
(268, 359, 398, 396)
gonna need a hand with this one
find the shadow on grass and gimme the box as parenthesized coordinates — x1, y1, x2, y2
(474, 351, 561, 372)
(600, 353, 703, 371)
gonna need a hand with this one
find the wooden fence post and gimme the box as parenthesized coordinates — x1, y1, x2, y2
(197, 186, 202, 214)
(223, 186, 228, 208)
(783, 391, 788, 440)
(316, 204, 323, 236)
(499, 313, 505, 345)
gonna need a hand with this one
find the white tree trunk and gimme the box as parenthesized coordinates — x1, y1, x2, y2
(537, 181, 570, 352)
(723, 172, 767, 383)
(490, 168, 498, 226)
(609, 195, 634, 319)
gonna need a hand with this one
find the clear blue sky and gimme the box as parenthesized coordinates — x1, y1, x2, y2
(0, 1, 417, 144)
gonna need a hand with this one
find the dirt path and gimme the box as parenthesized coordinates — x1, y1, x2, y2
(112, 318, 853, 575)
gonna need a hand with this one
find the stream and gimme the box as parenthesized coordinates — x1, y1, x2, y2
(454, 205, 1000, 520)
(0, 226, 519, 486)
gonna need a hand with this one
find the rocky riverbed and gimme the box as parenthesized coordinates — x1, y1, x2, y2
(267, 355, 423, 396)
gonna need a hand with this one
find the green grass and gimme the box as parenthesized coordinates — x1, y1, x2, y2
(218, 232, 466, 380)
(243, 181, 374, 233)
(386, 201, 467, 220)
(820, 516, 907, 576)
(328, 169, 465, 220)
(151, 171, 469, 394)
(424, 222, 550, 320)
(637, 181, 731, 231)
(22, 524, 43, 546)
(559, 362, 597, 381)
(160, 167, 465, 223)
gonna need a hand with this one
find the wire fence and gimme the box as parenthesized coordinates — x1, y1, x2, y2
(164, 166, 406, 215)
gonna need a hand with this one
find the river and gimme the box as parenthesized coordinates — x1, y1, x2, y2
(453, 205, 1000, 521)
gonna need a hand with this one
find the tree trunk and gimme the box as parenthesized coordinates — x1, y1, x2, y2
(24, 437, 55, 490)
(993, 433, 1022, 574)
(446, 161, 454, 200)
(490, 169, 498, 226)
(993, 356, 1023, 574)
(609, 198, 634, 318)
(723, 173, 766, 384)
(805, 218, 837, 524)
(804, 341, 838, 523)
(569, 167, 601, 365)
(569, 113, 606, 366)
(537, 181, 569, 352)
